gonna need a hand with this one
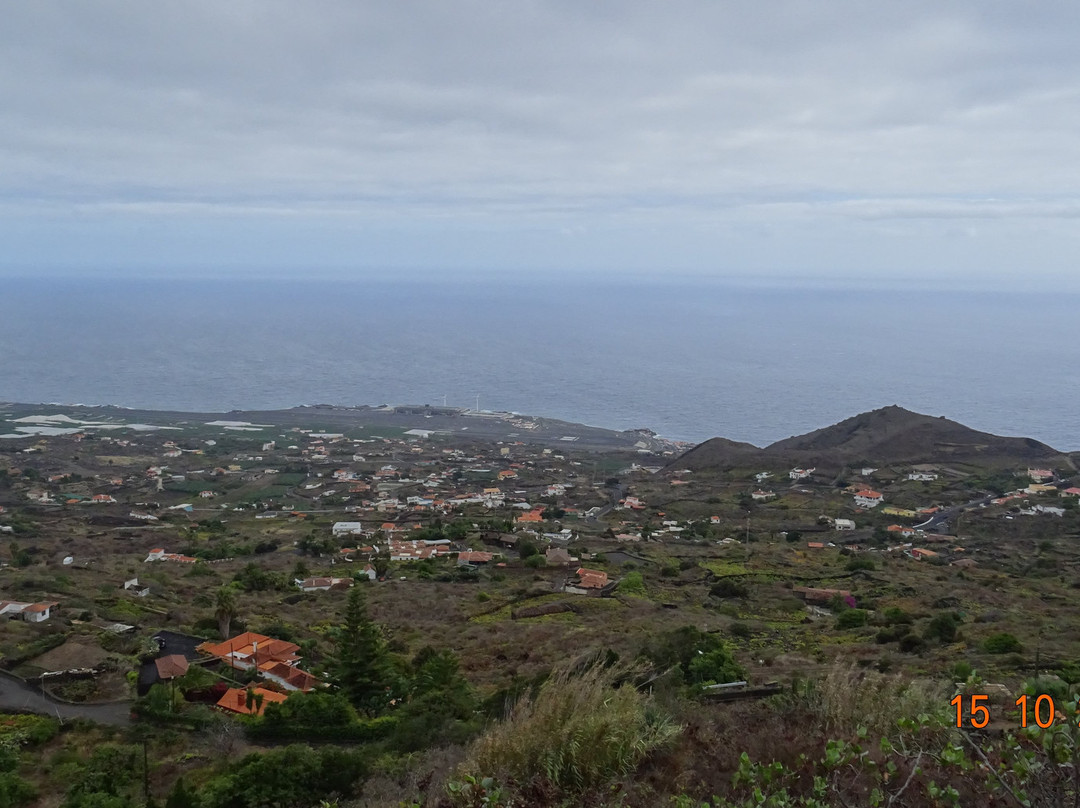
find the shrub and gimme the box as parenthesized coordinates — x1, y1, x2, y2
(898, 634, 926, 654)
(983, 633, 1023, 654)
(730, 622, 752, 639)
(836, 609, 868, 629)
(846, 558, 875, 572)
(617, 571, 646, 596)
(709, 579, 748, 599)
(881, 607, 912, 625)
(457, 661, 681, 796)
(923, 612, 961, 644)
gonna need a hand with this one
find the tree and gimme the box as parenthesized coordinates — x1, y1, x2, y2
(515, 536, 539, 558)
(215, 587, 238, 640)
(165, 777, 198, 808)
(332, 587, 392, 714)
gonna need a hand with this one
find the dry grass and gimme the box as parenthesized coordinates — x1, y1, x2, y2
(787, 664, 949, 738)
(457, 659, 682, 797)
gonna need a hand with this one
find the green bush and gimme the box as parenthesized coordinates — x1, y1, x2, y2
(845, 558, 875, 572)
(710, 579, 748, 599)
(617, 571, 646, 596)
(836, 609, 868, 629)
(983, 633, 1023, 654)
(923, 612, 961, 644)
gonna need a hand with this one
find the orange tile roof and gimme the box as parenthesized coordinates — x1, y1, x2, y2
(216, 687, 287, 716)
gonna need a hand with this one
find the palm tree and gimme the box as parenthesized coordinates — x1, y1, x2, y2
(215, 586, 238, 640)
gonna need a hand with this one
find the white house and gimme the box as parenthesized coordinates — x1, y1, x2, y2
(751, 490, 776, 501)
(907, 472, 938, 482)
(789, 468, 815, 480)
(854, 489, 884, 509)
(0, 600, 57, 622)
(123, 577, 150, 597)
(332, 521, 365, 537)
(296, 576, 352, 592)
(834, 519, 856, 531)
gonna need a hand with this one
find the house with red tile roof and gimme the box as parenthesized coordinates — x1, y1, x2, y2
(215, 687, 288, 716)
(854, 489, 884, 509)
(566, 567, 611, 596)
(515, 508, 544, 524)
(198, 632, 319, 692)
(0, 600, 58, 622)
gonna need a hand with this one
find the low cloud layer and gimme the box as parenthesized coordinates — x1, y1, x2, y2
(3, 1, 1080, 284)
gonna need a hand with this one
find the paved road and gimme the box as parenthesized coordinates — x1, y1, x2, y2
(0, 671, 131, 726)
(917, 493, 995, 533)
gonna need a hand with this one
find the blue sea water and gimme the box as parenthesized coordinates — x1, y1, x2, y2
(1, 277, 1078, 449)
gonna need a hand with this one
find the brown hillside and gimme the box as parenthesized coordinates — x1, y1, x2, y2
(674, 406, 1074, 471)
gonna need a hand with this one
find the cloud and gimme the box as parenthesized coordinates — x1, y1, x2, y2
(3, 2, 1080, 278)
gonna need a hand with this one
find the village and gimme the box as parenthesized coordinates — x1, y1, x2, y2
(1, 405, 1080, 805)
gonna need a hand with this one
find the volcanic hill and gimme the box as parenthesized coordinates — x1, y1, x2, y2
(673, 406, 1075, 472)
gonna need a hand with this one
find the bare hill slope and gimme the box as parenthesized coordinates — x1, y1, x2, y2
(675, 406, 1074, 471)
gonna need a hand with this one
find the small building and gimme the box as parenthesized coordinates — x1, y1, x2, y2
(154, 654, 190, 681)
(296, 576, 352, 592)
(457, 551, 495, 566)
(123, 577, 150, 597)
(834, 519, 856, 531)
(854, 489, 884, 509)
(215, 687, 288, 716)
(0, 600, 58, 622)
(565, 567, 611, 596)
(1028, 468, 1054, 482)
(332, 521, 365, 537)
(789, 468, 816, 480)
(751, 490, 776, 501)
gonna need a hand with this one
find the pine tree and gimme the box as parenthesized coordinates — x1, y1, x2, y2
(333, 585, 392, 714)
(165, 777, 197, 808)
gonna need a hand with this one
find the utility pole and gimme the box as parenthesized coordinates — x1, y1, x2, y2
(745, 511, 751, 562)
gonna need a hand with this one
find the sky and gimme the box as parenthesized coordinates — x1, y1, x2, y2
(4, 2, 1080, 288)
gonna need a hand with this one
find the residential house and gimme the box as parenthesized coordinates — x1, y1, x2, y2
(566, 567, 611, 596)
(91, 494, 117, 504)
(834, 519, 856, 531)
(332, 521, 365, 537)
(854, 489, 884, 509)
(909, 548, 940, 560)
(215, 687, 288, 716)
(457, 551, 495, 566)
(0, 600, 58, 622)
(198, 632, 319, 692)
(144, 548, 197, 563)
(296, 576, 352, 592)
(545, 547, 576, 566)
(789, 468, 815, 480)
(907, 472, 938, 482)
(154, 654, 189, 681)
(1028, 468, 1054, 482)
(515, 508, 545, 524)
(751, 490, 776, 501)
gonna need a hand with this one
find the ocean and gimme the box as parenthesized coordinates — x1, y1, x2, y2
(1, 276, 1078, 450)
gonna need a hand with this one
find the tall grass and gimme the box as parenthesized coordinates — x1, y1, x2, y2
(786, 665, 949, 738)
(457, 660, 681, 796)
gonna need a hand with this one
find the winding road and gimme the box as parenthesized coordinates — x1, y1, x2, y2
(0, 671, 130, 726)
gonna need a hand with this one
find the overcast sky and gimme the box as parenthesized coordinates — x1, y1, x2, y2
(4, 1, 1080, 287)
